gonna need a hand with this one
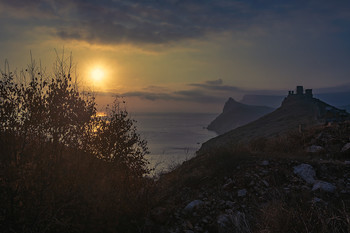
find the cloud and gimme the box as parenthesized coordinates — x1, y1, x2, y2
(2, 0, 348, 46)
(104, 79, 288, 104)
(206, 79, 223, 85)
(112, 89, 226, 104)
(189, 79, 244, 92)
(97, 79, 247, 104)
(0, 1, 57, 19)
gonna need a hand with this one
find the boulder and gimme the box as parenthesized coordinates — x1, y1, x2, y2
(341, 143, 350, 152)
(184, 200, 204, 212)
(312, 181, 336, 193)
(237, 189, 247, 197)
(222, 178, 235, 190)
(217, 211, 250, 233)
(293, 164, 316, 184)
(261, 160, 269, 166)
(306, 145, 324, 153)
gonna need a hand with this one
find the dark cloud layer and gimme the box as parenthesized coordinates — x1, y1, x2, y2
(1, 0, 349, 45)
(100, 79, 261, 104)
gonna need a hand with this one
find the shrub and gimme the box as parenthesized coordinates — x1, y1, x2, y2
(0, 53, 152, 232)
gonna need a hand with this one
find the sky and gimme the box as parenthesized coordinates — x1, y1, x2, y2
(1, 0, 350, 112)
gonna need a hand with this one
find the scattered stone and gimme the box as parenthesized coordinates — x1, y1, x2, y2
(262, 180, 269, 187)
(306, 145, 324, 153)
(202, 216, 210, 224)
(217, 211, 250, 233)
(217, 214, 232, 233)
(184, 200, 204, 212)
(225, 201, 235, 208)
(237, 189, 247, 197)
(312, 181, 336, 193)
(312, 197, 322, 203)
(222, 178, 235, 190)
(293, 163, 316, 184)
(341, 143, 350, 152)
(186, 221, 193, 229)
(261, 160, 269, 166)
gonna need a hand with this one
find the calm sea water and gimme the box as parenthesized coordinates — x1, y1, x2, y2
(131, 112, 218, 173)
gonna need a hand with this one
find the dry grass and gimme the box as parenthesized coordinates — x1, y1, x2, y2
(256, 199, 350, 233)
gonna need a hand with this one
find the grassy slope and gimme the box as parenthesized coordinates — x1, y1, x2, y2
(151, 122, 350, 232)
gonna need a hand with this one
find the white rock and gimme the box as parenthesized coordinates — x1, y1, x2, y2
(217, 214, 232, 233)
(293, 164, 316, 184)
(217, 211, 249, 233)
(262, 180, 269, 187)
(312, 181, 336, 193)
(225, 201, 235, 208)
(237, 189, 247, 197)
(222, 178, 235, 190)
(184, 200, 204, 212)
(261, 160, 269, 166)
(341, 143, 350, 152)
(306, 145, 324, 153)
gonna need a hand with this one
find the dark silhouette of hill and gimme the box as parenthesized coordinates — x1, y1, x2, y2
(315, 91, 350, 107)
(240, 94, 284, 108)
(199, 89, 350, 154)
(240, 91, 350, 109)
(207, 98, 274, 134)
(339, 104, 350, 113)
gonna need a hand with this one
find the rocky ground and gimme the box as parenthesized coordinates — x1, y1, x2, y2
(145, 122, 350, 233)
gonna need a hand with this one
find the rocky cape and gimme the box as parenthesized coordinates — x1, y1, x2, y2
(144, 90, 350, 233)
(200, 93, 349, 154)
(207, 98, 274, 135)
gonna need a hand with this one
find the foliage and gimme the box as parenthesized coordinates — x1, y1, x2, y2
(0, 54, 152, 232)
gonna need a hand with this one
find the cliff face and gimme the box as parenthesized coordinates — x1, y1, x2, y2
(207, 98, 274, 134)
(200, 95, 350, 154)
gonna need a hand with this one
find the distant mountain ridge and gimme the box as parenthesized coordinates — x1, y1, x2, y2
(200, 88, 350, 154)
(314, 92, 350, 107)
(207, 98, 274, 134)
(240, 95, 284, 108)
(240, 91, 350, 108)
(339, 104, 350, 113)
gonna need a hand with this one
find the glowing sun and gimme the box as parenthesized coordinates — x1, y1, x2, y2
(90, 67, 105, 83)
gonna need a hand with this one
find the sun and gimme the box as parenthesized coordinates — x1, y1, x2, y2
(90, 67, 105, 83)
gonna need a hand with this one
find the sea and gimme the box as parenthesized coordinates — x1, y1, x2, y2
(131, 112, 218, 174)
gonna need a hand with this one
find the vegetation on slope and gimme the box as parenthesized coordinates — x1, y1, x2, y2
(152, 122, 350, 232)
(0, 55, 153, 232)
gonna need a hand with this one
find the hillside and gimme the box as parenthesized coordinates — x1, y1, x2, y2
(148, 88, 350, 232)
(200, 91, 349, 154)
(240, 94, 284, 108)
(315, 91, 350, 107)
(339, 104, 350, 113)
(207, 98, 274, 134)
(150, 121, 350, 233)
(240, 92, 350, 109)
